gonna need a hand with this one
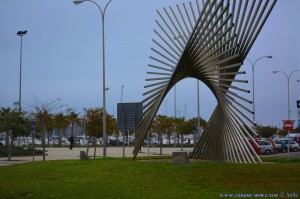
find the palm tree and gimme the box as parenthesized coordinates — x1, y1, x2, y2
(173, 117, 184, 145)
(67, 109, 80, 138)
(153, 115, 170, 155)
(54, 113, 69, 147)
(29, 97, 60, 161)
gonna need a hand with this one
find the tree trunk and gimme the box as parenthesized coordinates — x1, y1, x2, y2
(71, 121, 75, 138)
(5, 132, 9, 146)
(86, 136, 90, 155)
(116, 131, 120, 146)
(58, 128, 63, 147)
(159, 132, 162, 155)
(93, 137, 97, 159)
(47, 131, 50, 147)
(7, 132, 12, 161)
(42, 125, 46, 161)
(181, 134, 183, 151)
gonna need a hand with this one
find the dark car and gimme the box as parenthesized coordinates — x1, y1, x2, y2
(108, 139, 123, 146)
(274, 139, 288, 153)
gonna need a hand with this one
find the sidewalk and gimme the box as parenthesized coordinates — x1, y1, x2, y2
(0, 146, 192, 166)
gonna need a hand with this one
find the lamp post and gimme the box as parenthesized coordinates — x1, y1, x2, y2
(245, 56, 272, 123)
(273, 70, 299, 158)
(74, 0, 112, 157)
(197, 80, 201, 146)
(121, 85, 124, 103)
(17, 30, 27, 112)
(273, 70, 299, 120)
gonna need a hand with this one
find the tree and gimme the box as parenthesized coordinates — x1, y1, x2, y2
(189, 117, 207, 129)
(54, 113, 69, 147)
(152, 115, 173, 155)
(173, 117, 184, 145)
(84, 107, 117, 158)
(256, 125, 278, 138)
(29, 97, 61, 161)
(0, 107, 31, 160)
(66, 109, 80, 138)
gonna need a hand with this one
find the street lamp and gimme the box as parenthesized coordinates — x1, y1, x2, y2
(272, 70, 299, 120)
(245, 56, 272, 123)
(197, 80, 201, 145)
(74, 0, 112, 157)
(17, 30, 27, 112)
(273, 69, 299, 158)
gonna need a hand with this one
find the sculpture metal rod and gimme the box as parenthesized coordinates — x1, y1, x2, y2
(225, 105, 261, 162)
(236, 0, 257, 48)
(183, 3, 193, 29)
(163, 7, 187, 45)
(243, 1, 277, 56)
(176, 4, 191, 35)
(147, 71, 172, 76)
(157, 9, 185, 49)
(143, 85, 165, 96)
(152, 39, 179, 61)
(193, 32, 236, 62)
(206, 71, 245, 76)
(189, 1, 197, 23)
(141, 90, 162, 104)
(218, 82, 250, 93)
(188, 1, 229, 57)
(220, 88, 253, 105)
(151, 48, 177, 65)
(145, 77, 170, 81)
(155, 20, 183, 52)
(187, 1, 216, 55)
(144, 80, 168, 88)
(169, 6, 189, 41)
(149, 56, 175, 68)
(204, 62, 240, 73)
(148, 64, 174, 72)
(222, 93, 253, 114)
(240, 0, 267, 54)
(153, 30, 181, 57)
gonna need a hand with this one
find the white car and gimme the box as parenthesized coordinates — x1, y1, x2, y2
(287, 141, 299, 152)
(280, 139, 299, 152)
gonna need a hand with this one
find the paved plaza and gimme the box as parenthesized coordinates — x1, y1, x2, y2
(1, 146, 299, 167)
(0, 146, 193, 166)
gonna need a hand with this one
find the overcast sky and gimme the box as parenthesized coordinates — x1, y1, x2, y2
(0, 0, 299, 128)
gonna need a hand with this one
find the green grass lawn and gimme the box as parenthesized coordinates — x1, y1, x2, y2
(0, 157, 299, 199)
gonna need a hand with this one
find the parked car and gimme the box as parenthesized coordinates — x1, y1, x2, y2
(108, 139, 123, 146)
(274, 139, 288, 153)
(285, 133, 300, 143)
(249, 138, 260, 155)
(258, 140, 274, 155)
(278, 139, 299, 152)
(144, 139, 158, 146)
(288, 141, 300, 152)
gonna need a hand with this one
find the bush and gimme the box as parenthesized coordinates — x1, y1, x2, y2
(0, 146, 43, 156)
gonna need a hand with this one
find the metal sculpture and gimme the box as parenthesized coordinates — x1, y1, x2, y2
(133, 0, 277, 163)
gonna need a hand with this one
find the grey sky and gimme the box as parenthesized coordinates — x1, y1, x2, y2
(0, 0, 299, 128)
